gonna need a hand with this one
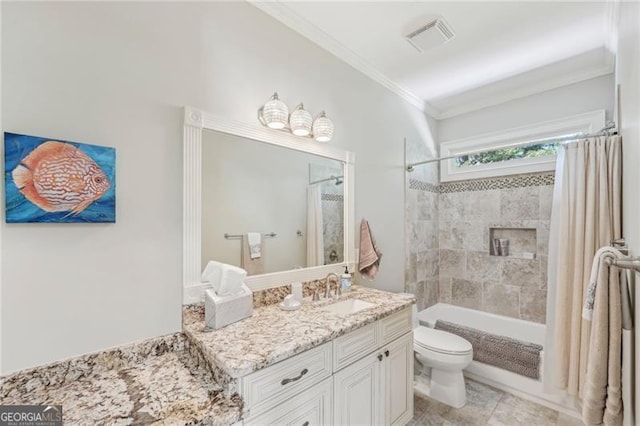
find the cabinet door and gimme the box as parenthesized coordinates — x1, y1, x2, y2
(244, 377, 332, 426)
(333, 350, 383, 426)
(383, 332, 414, 426)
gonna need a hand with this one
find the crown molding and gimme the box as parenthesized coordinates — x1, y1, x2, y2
(433, 62, 614, 120)
(250, 0, 616, 121)
(249, 0, 439, 117)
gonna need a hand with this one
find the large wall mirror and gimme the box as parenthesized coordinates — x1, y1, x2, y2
(183, 107, 355, 303)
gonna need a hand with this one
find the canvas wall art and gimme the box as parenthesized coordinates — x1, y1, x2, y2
(4, 132, 116, 223)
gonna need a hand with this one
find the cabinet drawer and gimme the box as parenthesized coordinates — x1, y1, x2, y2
(240, 342, 332, 417)
(380, 308, 412, 346)
(244, 377, 332, 426)
(333, 322, 380, 371)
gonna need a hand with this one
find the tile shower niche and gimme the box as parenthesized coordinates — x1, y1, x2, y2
(489, 227, 537, 259)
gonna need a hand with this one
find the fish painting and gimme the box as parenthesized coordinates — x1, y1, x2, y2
(5, 133, 116, 223)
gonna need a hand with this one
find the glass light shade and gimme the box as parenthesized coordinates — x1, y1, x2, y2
(313, 111, 334, 142)
(262, 92, 289, 129)
(289, 103, 313, 136)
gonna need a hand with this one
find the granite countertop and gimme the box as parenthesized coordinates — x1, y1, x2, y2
(184, 285, 415, 379)
(0, 334, 242, 426)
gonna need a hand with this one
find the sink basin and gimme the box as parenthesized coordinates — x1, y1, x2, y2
(320, 299, 375, 315)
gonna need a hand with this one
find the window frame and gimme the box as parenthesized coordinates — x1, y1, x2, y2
(439, 110, 606, 182)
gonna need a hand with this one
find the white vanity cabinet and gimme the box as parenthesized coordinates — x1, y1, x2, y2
(333, 310, 414, 426)
(241, 307, 413, 426)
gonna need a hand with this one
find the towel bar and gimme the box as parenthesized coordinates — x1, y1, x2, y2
(224, 232, 276, 239)
(606, 256, 640, 272)
(611, 238, 629, 255)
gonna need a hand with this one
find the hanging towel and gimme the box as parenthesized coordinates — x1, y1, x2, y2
(620, 270, 635, 426)
(247, 232, 262, 259)
(242, 234, 265, 276)
(358, 219, 382, 280)
(581, 247, 625, 426)
(582, 247, 625, 321)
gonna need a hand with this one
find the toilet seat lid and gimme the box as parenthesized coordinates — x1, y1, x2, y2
(414, 326, 472, 355)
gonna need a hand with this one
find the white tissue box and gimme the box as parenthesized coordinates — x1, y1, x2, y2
(205, 284, 253, 330)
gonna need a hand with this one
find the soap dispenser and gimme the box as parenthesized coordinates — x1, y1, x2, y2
(341, 266, 352, 292)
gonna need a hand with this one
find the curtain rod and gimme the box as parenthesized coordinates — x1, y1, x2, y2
(309, 175, 344, 185)
(406, 122, 617, 172)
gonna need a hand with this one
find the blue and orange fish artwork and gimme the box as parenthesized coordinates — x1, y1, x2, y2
(5, 133, 116, 223)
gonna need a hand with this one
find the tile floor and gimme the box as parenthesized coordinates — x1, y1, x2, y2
(409, 380, 583, 426)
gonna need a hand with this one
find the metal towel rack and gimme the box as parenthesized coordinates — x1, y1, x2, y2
(224, 232, 276, 239)
(605, 238, 640, 272)
(606, 257, 640, 272)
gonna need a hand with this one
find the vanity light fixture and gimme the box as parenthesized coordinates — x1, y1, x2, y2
(260, 92, 289, 129)
(312, 111, 334, 142)
(289, 103, 313, 136)
(258, 93, 334, 142)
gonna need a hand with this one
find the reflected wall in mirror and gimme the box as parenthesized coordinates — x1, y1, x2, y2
(201, 130, 345, 276)
(183, 106, 354, 303)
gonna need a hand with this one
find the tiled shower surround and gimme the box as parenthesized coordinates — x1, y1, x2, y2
(406, 172, 553, 324)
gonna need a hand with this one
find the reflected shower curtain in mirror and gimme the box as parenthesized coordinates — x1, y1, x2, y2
(544, 136, 621, 403)
(307, 185, 324, 267)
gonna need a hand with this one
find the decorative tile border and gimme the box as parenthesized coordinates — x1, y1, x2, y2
(408, 179, 439, 193)
(409, 172, 554, 194)
(322, 193, 344, 202)
(440, 172, 554, 193)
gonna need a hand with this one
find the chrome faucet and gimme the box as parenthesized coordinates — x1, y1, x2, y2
(325, 273, 339, 298)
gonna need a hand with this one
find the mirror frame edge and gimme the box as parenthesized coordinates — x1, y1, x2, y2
(183, 106, 356, 304)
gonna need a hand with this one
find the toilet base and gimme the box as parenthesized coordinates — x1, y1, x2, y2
(414, 369, 467, 408)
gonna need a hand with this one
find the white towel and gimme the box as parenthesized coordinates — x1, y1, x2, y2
(202, 260, 223, 289)
(582, 247, 624, 426)
(247, 232, 262, 259)
(219, 263, 247, 296)
(201, 261, 247, 296)
(582, 246, 625, 321)
(242, 235, 265, 276)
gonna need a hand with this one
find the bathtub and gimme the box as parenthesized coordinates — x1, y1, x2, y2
(418, 303, 580, 417)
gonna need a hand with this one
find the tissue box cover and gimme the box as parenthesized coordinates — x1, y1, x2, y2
(205, 285, 253, 330)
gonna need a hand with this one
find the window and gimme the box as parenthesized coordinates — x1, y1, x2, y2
(454, 141, 564, 167)
(440, 110, 605, 182)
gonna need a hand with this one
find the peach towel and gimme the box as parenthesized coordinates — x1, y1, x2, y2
(358, 219, 382, 280)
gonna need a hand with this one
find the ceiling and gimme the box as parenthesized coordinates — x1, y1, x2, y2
(252, 1, 615, 119)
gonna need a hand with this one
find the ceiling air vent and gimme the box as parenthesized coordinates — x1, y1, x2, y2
(405, 17, 455, 53)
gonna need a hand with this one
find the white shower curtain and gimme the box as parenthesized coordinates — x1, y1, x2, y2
(306, 185, 325, 267)
(544, 136, 622, 401)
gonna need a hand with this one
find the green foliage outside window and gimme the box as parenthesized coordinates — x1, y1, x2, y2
(454, 142, 561, 167)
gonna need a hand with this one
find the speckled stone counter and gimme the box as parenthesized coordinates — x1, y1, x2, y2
(183, 285, 415, 380)
(0, 334, 242, 426)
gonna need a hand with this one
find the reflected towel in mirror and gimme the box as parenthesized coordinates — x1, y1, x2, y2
(247, 232, 262, 259)
(242, 234, 265, 275)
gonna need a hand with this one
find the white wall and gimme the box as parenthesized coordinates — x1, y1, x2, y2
(438, 74, 615, 142)
(615, 1, 640, 417)
(1, 2, 434, 372)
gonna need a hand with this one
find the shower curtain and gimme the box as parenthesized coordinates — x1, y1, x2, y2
(306, 185, 324, 267)
(544, 136, 622, 401)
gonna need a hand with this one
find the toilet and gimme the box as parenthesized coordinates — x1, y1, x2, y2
(411, 304, 473, 408)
